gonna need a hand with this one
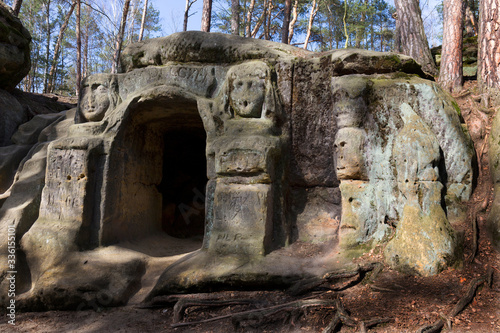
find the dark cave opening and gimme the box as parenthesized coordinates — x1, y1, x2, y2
(158, 127, 208, 239)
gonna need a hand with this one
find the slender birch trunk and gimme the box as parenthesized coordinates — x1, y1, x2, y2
(111, 0, 131, 74)
(303, 0, 318, 49)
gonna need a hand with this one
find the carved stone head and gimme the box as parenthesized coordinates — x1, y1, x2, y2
(226, 62, 270, 119)
(78, 75, 119, 122)
(334, 127, 367, 180)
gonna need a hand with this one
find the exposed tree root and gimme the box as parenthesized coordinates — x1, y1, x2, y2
(170, 298, 337, 329)
(287, 262, 381, 296)
(322, 298, 393, 333)
(416, 268, 494, 333)
(469, 214, 479, 263)
(173, 298, 261, 322)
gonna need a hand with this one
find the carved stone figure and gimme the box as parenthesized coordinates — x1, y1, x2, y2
(334, 128, 367, 180)
(385, 103, 457, 276)
(0, 31, 475, 310)
(228, 67, 266, 118)
(78, 74, 120, 122)
(223, 61, 280, 121)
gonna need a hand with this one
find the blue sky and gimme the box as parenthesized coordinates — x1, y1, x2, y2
(155, 0, 203, 34)
(154, 0, 442, 47)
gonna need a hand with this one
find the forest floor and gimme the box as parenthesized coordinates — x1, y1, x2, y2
(2, 80, 500, 332)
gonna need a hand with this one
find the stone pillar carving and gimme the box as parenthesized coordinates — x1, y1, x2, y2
(332, 76, 374, 250)
(207, 61, 284, 256)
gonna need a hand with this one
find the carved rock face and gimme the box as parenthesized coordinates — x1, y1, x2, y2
(230, 78, 265, 118)
(334, 128, 367, 180)
(80, 84, 111, 122)
(227, 63, 268, 119)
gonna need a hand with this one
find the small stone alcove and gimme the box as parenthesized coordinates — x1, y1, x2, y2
(100, 92, 208, 250)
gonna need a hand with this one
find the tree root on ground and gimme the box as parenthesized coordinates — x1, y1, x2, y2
(469, 214, 479, 264)
(322, 298, 393, 333)
(416, 268, 494, 333)
(173, 298, 262, 322)
(170, 298, 337, 329)
(287, 262, 381, 296)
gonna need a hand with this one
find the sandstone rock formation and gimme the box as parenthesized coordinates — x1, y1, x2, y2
(0, 31, 475, 310)
(0, 4, 75, 147)
(0, 3, 30, 91)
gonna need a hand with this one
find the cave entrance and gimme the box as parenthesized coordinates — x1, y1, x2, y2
(106, 93, 209, 255)
(159, 127, 207, 239)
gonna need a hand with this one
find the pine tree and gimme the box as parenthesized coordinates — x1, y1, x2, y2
(478, 0, 500, 105)
(394, 0, 437, 76)
(438, 0, 465, 93)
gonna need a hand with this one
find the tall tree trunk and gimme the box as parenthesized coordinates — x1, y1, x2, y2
(43, 0, 51, 93)
(355, 0, 366, 48)
(304, 0, 318, 49)
(380, 20, 384, 51)
(370, 5, 374, 50)
(139, 0, 149, 40)
(264, 0, 271, 40)
(394, 0, 437, 76)
(478, 0, 500, 106)
(83, 5, 90, 78)
(393, 11, 401, 52)
(465, 2, 478, 37)
(76, 0, 81, 96)
(201, 0, 212, 32)
(111, 0, 131, 74)
(11, 0, 23, 16)
(183, 0, 191, 32)
(231, 0, 240, 35)
(439, 0, 465, 93)
(343, 0, 349, 48)
(288, 0, 298, 43)
(250, 0, 266, 37)
(245, 0, 255, 37)
(126, 0, 137, 44)
(47, 0, 76, 93)
(281, 0, 291, 43)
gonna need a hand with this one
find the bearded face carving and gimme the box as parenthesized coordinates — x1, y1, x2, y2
(78, 75, 119, 123)
(229, 77, 266, 118)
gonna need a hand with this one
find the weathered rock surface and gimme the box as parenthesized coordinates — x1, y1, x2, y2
(0, 109, 74, 304)
(0, 2, 75, 147)
(0, 31, 475, 309)
(384, 103, 458, 276)
(0, 89, 75, 147)
(0, 3, 31, 90)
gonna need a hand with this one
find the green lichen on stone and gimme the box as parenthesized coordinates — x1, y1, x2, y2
(342, 240, 375, 260)
(451, 100, 462, 118)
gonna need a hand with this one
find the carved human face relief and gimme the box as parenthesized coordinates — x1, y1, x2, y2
(230, 76, 265, 118)
(334, 127, 367, 180)
(81, 84, 111, 122)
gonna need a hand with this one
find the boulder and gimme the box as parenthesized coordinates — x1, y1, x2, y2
(0, 2, 31, 90)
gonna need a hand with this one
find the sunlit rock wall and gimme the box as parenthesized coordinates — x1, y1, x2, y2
(0, 31, 475, 309)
